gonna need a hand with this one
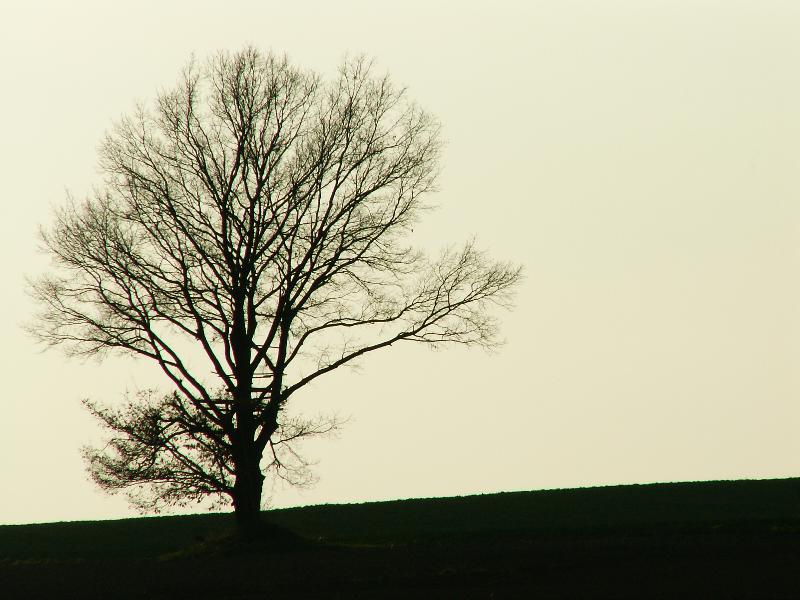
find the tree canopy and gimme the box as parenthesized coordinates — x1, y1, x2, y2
(30, 47, 521, 531)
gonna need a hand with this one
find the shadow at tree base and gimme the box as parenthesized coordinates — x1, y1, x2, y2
(159, 520, 310, 559)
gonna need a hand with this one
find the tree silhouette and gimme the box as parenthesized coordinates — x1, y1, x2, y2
(30, 47, 521, 535)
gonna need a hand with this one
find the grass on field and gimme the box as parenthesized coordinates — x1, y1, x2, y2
(2, 477, 800, 561)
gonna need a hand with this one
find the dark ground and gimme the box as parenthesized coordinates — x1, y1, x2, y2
(2, 478, 800, 598)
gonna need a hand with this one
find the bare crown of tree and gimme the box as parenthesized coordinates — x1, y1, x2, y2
(30, 47, 521, 527)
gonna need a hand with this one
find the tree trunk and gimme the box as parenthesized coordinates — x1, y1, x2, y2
(232, 458, 265, 538)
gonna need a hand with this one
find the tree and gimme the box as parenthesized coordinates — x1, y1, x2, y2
(30, 47, 521, 535)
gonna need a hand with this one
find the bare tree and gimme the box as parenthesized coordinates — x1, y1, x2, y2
(30, 47, 521, 535)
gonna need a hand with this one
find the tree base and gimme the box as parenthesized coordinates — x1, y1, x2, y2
(161, 520, 308, 560)
(231, 519, 307, 546)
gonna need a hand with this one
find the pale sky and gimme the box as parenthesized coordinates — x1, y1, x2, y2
(2, 0, 800, 525)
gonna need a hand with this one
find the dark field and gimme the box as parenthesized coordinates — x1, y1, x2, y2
(2, 478, 800, 598)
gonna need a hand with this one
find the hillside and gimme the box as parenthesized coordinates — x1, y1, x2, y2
(2, 478, 800, 598)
